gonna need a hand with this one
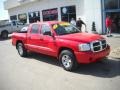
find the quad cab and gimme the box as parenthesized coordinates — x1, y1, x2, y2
(12, 21, 110, 71)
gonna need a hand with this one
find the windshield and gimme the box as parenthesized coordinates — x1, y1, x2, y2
(52, 22, 80, 35)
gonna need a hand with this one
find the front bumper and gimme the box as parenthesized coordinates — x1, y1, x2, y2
(74, 45, 110, 64)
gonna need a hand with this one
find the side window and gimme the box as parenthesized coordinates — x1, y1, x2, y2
(12, 21, 16, 26)
(31, 24, 39, 34)
(41, 24, 51, 35)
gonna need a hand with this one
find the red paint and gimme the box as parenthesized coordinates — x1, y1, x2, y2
(12, 21, 110, 64)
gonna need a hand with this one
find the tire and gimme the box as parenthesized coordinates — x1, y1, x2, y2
(1, 31, 8, 39)
(59, 50, 78, 71)
(17, 43, 27, 57)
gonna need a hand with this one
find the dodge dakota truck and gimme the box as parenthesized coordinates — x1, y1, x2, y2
(12, 21, 110, 71)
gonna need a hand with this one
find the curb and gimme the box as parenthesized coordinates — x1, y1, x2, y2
(110, 47, 120, 59)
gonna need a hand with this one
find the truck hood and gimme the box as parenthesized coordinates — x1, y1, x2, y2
(57, 33, 104, 43)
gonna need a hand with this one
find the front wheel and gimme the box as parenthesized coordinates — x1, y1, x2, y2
(17, 43, 27, 57)
(59, 50, 78, 71)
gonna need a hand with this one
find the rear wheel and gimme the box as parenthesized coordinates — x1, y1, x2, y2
(17, 43, 27, 57)
(59, 50, 78, 71)
(1, 31, 8, 39)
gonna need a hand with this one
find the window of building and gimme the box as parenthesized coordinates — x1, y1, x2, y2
(31, 24, 39, 34)
(61, 5, 76, 22)
(41, 24, 51, 35)
(104, 0, 119, 9)
(10, 15, 17, 21)
(42, 8, 58, 21)
(28, 11, 40, 23)
(18, 13, 27, 24)
(119, 0, 120, 8)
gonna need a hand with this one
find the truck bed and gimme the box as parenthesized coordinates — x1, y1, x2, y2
(12, 32, 27, 46)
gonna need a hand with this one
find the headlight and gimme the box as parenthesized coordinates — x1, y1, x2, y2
(78, 43, 91, 51)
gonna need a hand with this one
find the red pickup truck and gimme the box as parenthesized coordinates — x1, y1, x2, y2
(12, 21, 110, 71)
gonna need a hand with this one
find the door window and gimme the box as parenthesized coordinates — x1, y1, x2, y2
(31, 24, 39, 34)
(41, 24, 51, 35)
(12, 21, 17, 26)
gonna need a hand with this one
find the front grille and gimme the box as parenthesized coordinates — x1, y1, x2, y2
(91, 40, 107, 52)
(101, 40, 107, 50)
(94, 46, 101, 52)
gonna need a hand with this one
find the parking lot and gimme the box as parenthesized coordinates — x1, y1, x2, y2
(0, 36, 120, 90)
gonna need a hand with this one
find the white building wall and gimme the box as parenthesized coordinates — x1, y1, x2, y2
(7, 0, 102, 33)
(4, 0, 40, 10)
(4, 0, 20, 10)
(84, 0, 102, 33)
(8, 0, 84, 21)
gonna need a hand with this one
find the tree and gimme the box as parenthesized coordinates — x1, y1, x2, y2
(92, 21, 98, 34)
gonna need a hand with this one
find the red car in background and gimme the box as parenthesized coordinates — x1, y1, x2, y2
(12, 21, 110, 71)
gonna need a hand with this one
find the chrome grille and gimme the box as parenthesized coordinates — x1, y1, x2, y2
(91, 40, 107, 52)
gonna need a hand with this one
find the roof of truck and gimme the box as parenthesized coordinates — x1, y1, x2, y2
(31, 21, 69, 25)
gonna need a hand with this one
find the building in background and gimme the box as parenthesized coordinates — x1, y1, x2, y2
(4, 0, 120, 34)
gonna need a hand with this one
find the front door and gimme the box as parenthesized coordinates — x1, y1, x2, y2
(39, 24, 57, 56)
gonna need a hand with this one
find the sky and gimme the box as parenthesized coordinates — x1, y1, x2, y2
(0, 0, 9, 20)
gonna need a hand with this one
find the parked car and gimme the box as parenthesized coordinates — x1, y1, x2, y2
(12, 21, 110, 71)
(0, 21, 27, 39)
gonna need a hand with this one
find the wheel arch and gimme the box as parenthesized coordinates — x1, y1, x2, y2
(0, 30, 9, 39)
(58, 47, 78, 71)
(58, 47, 75, 59)
(1, 30, 8, 34)
(16, 40, 23, 49)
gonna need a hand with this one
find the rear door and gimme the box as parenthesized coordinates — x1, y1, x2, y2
(27, 24, 41, 52)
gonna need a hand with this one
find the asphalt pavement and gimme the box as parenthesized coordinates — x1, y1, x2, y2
(0, 36, 120, 90)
